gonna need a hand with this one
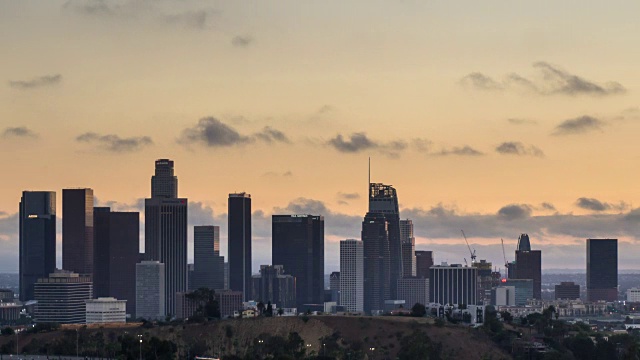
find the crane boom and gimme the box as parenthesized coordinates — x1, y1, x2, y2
(501, 238, 508, 267)
(461, 230, 477, 262)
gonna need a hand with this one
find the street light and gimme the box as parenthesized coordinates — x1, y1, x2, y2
(138, 335, 143, 360)
(76, 329, 79, 359)
(323, 343, 326, 356)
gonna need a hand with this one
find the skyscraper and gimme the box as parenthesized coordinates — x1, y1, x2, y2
(340, 239, 363, 312)
(62, 188, 95, 276)
(272, 215, 324, 308)
(400, 219, 416, 277)
(93, 207, 139, 317)
(362, 212, 391, 313)
(369, 183, 403, 298)
(135, 261, 166, 320)
(514, 234, 542, 299)
(228, 193, 252, 301)
(415, 250, 433, 279)
(193, 226, 224, 290)
(19, 191, 56, 302)
(250, 265, 296, 308)
(145, 159, 187, 316)
(587, 238, 618, 302)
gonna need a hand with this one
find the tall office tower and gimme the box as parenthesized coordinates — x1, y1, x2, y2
(514, 234, 542, 299)
(400, 219, 416, 277)
(151, 159, 178, 198)
(555, 282, 580, 300)
(587, 239, 618, 302)
(430, 263, 477, 306)
(145, 159, 187, 316)
(250, 265, 296, 308)
(369, 183, 402, 298)
(34, 270, 93, 324)
(93, 207, 139, 317)
(362, 212, 391, 313)
(415, 250, 434, 279)
(135, 261, 166, 320)
(329, 272, 340, 304)
(272, 215, 325, 308)
(193, 226, 224, 290)
(19, 191, 56, 302)
(62, 188, 95, 276)
(340, 239, 364, 312)
(228, 193, 252, 301)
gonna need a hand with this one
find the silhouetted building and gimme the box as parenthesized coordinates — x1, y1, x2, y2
(475, 259, 495, 305)
(517, 233, 531, 251)
(272, 215, 324, 308)
(362, 212, 391, 313)
(187, 264, 195, 291)
(136, 261, 165, 320)
(515, 234, 541, 299)
(340, 239, 363, 312)
(400, 219, 416, 277)
(19, 191, 56, 302)
(369, 183, 402, 297)
(228, 193, 252, 301)
(555, 282, 580, 300)
(175, 292, 200, 320)
(430, 263, 477, 306)
(587, 239, 618, 302)
(397, 277, 429, 307)
(329, 271, 340, 304)
(145, 159, 187, 316)
(62, 188, 95, 276)
(93, 207, 139, 317)
(415, 250, 433, 279)
(193, 226, 224, 290)
(216, 290, 243, 318)
(34, 270, 93, 324)
(250, 265, 296, 308)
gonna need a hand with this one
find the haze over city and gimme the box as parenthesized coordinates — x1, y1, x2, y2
(2, 0, 640, 272)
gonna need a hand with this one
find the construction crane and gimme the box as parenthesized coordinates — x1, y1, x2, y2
(500, 238, 508, 268)
(461, 230, 476, 262)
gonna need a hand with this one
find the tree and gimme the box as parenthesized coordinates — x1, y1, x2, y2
(397, 330, 442, 360)
(1, 327, 14, 336)
(500, 311, 513, 324)
(257, 302, 266, 315)
(277, 308, 284, 316)
(411, 303, 427, 317)
(265, 301, 274, 317)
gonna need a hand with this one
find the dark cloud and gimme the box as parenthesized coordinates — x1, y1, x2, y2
(76, 132, 153, 152)
(9, 74, 61, 89)
(507, 118, 538, 125)
(497, 204, 532, 220)
(327, 133, 408, 157)
(552, 115, 605, 135)
(231, 35, 254, 47)
(575, 197, 628, 212)
(495, 141, 544, 157)
(2, 127, 38, 139)
(540, 203, 557, 212)
(338, 192, 360, 200)
(179, 117, 289, 148)
(434, 146, 484, 156)
(461, 62, 626, 96)
(254, 126, 291, 144)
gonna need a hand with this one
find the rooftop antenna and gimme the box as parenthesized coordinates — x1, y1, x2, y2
(368, 157, 371, 185)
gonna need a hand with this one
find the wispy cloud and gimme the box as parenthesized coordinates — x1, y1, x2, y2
(434, 146, 484, 157)
(575, 197, 628, 212)
(495, 141, 544, 157)
(2, 127, 38, 139)
(76, 132, 153, 152)
(552, 115, 605, 135)
(9, 74, 62, 89)
(326, 133, 407, 157)
(179, 117, 290, 148)
(507, 118, 538, 125)
(231, 35, 254, 47)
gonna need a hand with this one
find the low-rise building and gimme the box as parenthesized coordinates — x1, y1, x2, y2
(34, 270, 93, 324)
(86, 297, 126, 324)
(555, 282, 580, 300)
(216, 290, 243, 318)
(627, 288, 640, 302)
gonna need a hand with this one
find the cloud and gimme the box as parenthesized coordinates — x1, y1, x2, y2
(326, 133, 407, 157)
(434, 146, 484, 156)
(495, 141, 544, 157)
(575, 197, 628, 212)
(507, 118, 538, 125)
(461, 62, 626, 96)
(552, 115, 605, 135)
(254, 126, 291, 144)
(540, 203, 557, 212)
(179, 117, 289, 148)
(76, 132, 153, 152)
(497, 204, 532, 220)
(2, 127, 38, 139)
(9, 74, 61, 89)
(338, 192, 360, 200)
(231, 35, 254, 47)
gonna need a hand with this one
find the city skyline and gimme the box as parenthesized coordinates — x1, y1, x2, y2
(2, 1, 640, 272)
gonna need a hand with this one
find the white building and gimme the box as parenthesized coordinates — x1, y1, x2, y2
(86, 297, 126, 324)
(339, 239, 364, 312)
(136, 261, 166, 320)
(493, 286, 516, 306)
(627, 288, 640, 302)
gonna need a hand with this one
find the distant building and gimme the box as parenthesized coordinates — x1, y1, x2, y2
(135, 261, 165, 320)
(475, 259, 495, 305)
(429, 264, 477, 306)
(272, 215, 324, 308)
(397, 277, 429, 307)
(93, 207, 139, 317)
(250, 265, 296, 308)
(0, 302, 21, 323)
(193, 226, 225, 291)
(400, 220, 416, 277)
(587, 239, 618, 302)
(175, 292, 200, 320)
(19, 191, 57, 302)
(340, 239, 364, 312)
(86, 297, 126, 324)
(329, 272, 340, 304)
(62, 188, 95, 276)
(151, 158, 178, 198)
(492, 286, 516, 306)
(224, 262, 229, 290)
(0, 289, 13, 302)
(187, 264, 195, 291)
(555, 282, 580, 300)
(514, 234, 541, 300)
(504, 279, 534, 306)
(362, 212, 391, 313)
(627, 288, 640, 302)
(216, 290, 243, 318)
(228, 193, 252, 301)
(415, 251, 433, 279)
(34, 270, 93, 324)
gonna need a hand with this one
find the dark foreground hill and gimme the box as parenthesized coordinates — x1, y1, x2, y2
(0, 316, 510, 359)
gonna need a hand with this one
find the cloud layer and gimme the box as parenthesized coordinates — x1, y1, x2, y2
(76, 132, 153, 152)
(2, 127, 38, 139)
(179, 117, 290, 148)
(495, 141, 544, 157)
(552, 115, 605, 135)
(9, 74, 62, 89)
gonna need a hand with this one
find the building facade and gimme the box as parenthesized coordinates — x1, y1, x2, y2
(250, 265, 296, 308)
(627, 288, 640, 302)
(19, 191, 56, 302)
(151, 159, 178, 198)
(340, 239, 364, 312)
(400, 219, 416, 277)
(135, 261, 165, 320)
(34, 271, 93, 324)
(397, 277, 429, 307)
(175, 292, 201, 320)
(515, 251, 541, 300)
(504, 279, 534, 306)
(492, 286, 516, 306)
(329, 271, 340, 304)
(555, 282, 580, 300)
(193, 226, 225, 291)
(587, 238, 618, 302)
(415, 250, 433, 279)
(272, 215, 324, 308)
(86, 297, 127, 324)
(228, 193, 252, 301)
(216, 290, 243, 318)
(362, 212, 391, 313)
(429, 264, 477, 306)
(62, 188, 95, 276)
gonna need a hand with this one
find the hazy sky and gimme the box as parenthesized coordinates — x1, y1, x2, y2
(1, 0, 640, 273)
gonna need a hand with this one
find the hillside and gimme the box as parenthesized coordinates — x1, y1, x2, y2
(0, 316, 511, 359)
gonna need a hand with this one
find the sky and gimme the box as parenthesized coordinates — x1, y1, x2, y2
(1, 0, 640, 273)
